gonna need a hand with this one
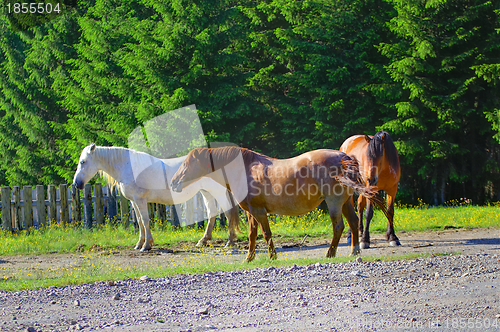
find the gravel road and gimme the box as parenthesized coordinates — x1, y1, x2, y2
(1, 228, 499, 332)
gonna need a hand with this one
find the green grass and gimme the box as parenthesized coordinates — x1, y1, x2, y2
(0, 204, 498, 291)
(1, 204, 498, 256)
(0, 248, 445, 292)
(271, 202, 500, 237)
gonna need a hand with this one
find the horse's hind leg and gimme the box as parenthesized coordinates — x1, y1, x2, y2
(343, 199, 360, 256)
(386, 186, 400, 246)
(324, 195, 347, 258)
(361, 197, 373, 249)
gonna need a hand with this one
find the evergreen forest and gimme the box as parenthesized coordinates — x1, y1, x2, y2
(0, 0, 499, 205)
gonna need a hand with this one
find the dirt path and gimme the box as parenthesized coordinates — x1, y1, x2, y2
(0, 228, 499, 332)
(2, 227, 499, 275)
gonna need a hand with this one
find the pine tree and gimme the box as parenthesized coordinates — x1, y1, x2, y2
(378, 0, 500, 203)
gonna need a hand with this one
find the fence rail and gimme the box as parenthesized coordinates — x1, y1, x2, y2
(0, 183, 220, 232)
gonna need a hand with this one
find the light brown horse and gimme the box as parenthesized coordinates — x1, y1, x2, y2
(340, 131, 401, 248)
(171, 146, 388, 262)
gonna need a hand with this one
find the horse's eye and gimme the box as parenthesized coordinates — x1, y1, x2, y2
(80, 160, 85, 165)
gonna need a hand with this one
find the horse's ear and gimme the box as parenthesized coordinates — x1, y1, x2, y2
(192, 149, 200, 159)
(381, 132, 387, 142)
(90, 143, 96, 152)
(364, 135, 371, 143)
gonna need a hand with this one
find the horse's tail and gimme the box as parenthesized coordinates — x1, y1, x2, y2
(227, 193, 241, 233)
(334, 156, 390, 220)
(228, 205, 241, 234)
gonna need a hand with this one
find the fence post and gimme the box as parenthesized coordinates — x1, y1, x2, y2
(36, 185, 46, 227)
(1, 187, 12, 231)
(196, 193, 205, 229)
(12, 186, 21, 231)
(47, 185, 56, 223)
(170, 205, 180, 227)
(23, 186, 33, 232)
(219, 213, 227, 229)
(148, 203, 154, 228)
(95, 183, 104, 225)
(120, 194, 130, 228)
(83, 183, 92, 229)
(71, 184, 81, 223)
(157, 203, 166, 228)
(107, 186, 117, 224)
(59, 184, 69, 224)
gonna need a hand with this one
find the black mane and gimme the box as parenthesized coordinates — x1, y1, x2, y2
(367, 131, 399, 169)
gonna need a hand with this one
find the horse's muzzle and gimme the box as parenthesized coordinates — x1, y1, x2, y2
(170, 180, 182, 192)
(74, 181, 84, 190)
(368, 177, 378, 186)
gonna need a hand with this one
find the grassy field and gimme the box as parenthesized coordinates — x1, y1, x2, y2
(0, 203, 498, 291)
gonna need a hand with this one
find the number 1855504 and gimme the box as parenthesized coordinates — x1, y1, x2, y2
(5, 3, 61, 14)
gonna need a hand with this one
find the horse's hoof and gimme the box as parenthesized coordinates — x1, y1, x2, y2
(389, 240, 401, 247)
(245, 252, 256, 262)
(195, 241, 206, 247)
(350, 245, 361, 256)
(224, 241, 235, 248)
(326, 249, 337, 258)
(140, 247, 151, 252)
(360, 242, 370, 249)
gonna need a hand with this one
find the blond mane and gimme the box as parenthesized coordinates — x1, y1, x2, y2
(93, 146, 133, 191)
(98, 170, 119, 190)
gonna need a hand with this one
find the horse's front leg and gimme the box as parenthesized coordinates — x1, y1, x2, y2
(385, 188, 400, 246)
(255, 211, 277, 260)
(133, 199, 154, 251)
(131, 202, 146, 250)
(361, 199, 373, 249)
(245, 212, 258, 262)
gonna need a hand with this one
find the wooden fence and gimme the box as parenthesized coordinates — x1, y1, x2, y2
(0, 183, 224, 232)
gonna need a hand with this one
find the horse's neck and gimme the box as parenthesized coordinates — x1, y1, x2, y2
(160, 155, 187, 179)
(94, 147, 131, 183)
(95, 147, 189, 183)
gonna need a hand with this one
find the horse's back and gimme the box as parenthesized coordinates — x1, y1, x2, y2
(340, 135, 369, 155)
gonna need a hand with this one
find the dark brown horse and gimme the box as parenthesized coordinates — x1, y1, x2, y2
(171, 146, 388, 262)
(340, 131, 401, 248)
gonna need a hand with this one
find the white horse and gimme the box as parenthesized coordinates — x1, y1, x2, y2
(72, 143, 239, 251)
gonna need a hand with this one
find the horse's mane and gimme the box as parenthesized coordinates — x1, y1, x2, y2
(195, 146, 262, 170)
(367, 131, 399, 170)
(94, 146, 158, 191)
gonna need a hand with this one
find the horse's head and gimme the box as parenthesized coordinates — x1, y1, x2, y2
(364, 131, 389, 186)
(171, 148, 212, 192)
(73, 143, 100, 189)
